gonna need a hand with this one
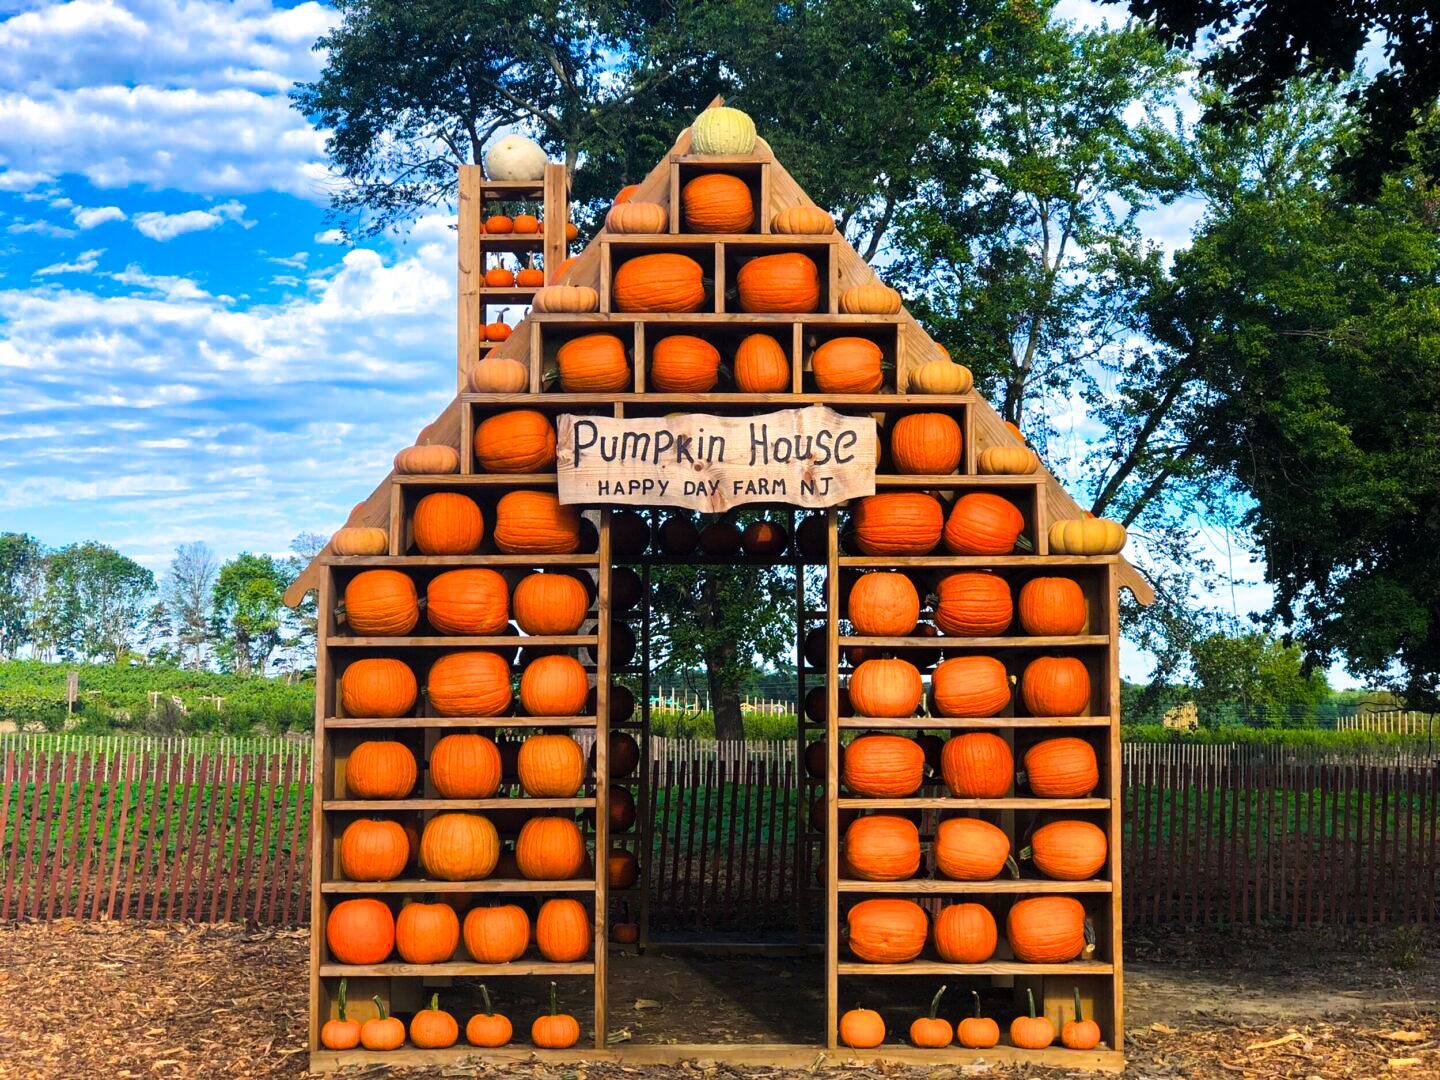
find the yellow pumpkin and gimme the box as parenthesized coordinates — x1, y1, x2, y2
(908, 359, 974, 395)
(691, 106, 757, 154)
(605, 202, 668, 233)
(1049, 518, 1128, 555)
(839, 284, 901, 315)
(977, 446, 1039, 474)
(331, 527, 388, 556)
(772, 205, 835, 234)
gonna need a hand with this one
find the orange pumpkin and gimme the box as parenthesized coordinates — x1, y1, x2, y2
(839, 1008, 885, 1049)
(846, 898, 927, 962)
(1062, 987, 1103, 1050)
(512, 572, 589, 634)
(485, 266, 516, 287)
(607, 846, 639, 888)
(1024, 737, 1099, 797)
(395, 901, 460, 964)
(512, 213, 539, 234)
(326, 897, 395, 964)
(940, 732, 1013, 797)
(933, 817, 1016, 880)
(1006, 896, 1092, 963)
(1018, 577, 1088, 636)
(463, 904, 530, 963)
(741, 520, 788, 556)
(340, 658, 417, 718)
(737, 252, 819, 313)
(420, 812, 499, 881)
(475, 410, 557, 473)
(942, 493, 1026, 555)
(1026, 820, 1109, 880)
(426, 650, 512, 717)
(843, 815, 920, 881)
(613, 184, 639, 204)
(485, 320, 512, 341)
(344, 570, 419, 636)
(649, 334, 720, 392)
(930, 656, 1012, 717)
(851, 493, 943, 555)
(517, 734, 585, 795)
(466, 984, 513, 1047)
(557, 333, 631, 392)
(890, 413, 962, 474)
(812, 337, 883, 393)
(410, 993, 459, 1049)
(493, 491, 581, 554)
(934, 572, 1013, 636)
(843, 735, 925, 797)
(848, 658, 922, 718)
(933, 903, 998, 964)
(681, 173, 754, 232)
(1022, 656, 1092, 716)
(346, 740, 417, 799)
(614, 253, 707, 312)
(484, 215, 513, 234)
(734, 332, 791, 392)
(339, 818, 410, 881)
(360, 998, 404, 1050)
(413, 492, 485, 555)
(957, 991, 1000, 1049)
(531, 982, 581, 1048)
(426, 569, 509, 635)
(320, 979, 361, 1050)
(429, 733, 502, 798)
(910, 987, 953, 1049)
(535, 898, 591, 961)
(519, 656, 589, 717)
(1010, 987, 1055, 1049)
(846, 572, 919, 636)
(548, 255, 577, 284)
(515, 816, 587, 880)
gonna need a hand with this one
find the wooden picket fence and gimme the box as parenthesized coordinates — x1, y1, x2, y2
(0, 737, 1436, 930)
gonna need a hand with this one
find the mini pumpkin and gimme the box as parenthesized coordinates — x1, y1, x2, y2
(957, 990, 1000, 1048)
(839, 1008, 885, 1049)
(331, 526, 387, 556)
(1062, 987, 1103, 1050)
(320, 978, 361, 1050)
(466, 984, 513, 1047)
(1010, 988, 1055, 1050)
(773, 205, 834, 233)
(411, 993, 459, 1049)
(360, 997, 405, 1051)
(531, 982, 581, 1049)
(909, 986, 952, 1048)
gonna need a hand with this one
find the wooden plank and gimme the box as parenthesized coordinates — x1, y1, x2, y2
(458, 164, 481, 391)
(235, 752, 268, 923)
(319, 961, 594, 977)
(170, 752, 209, 920)
(326, 716, 598, 729)
(53, 751, 86, 919)
(222, 753, 253, 923)
(839, 879, 1110, 894)
(825, 505, 840, 1048)
(116, 752, 153, 920)
(265, 754, 295, 923)
(36, 752, 71, 920)
(323, 797, 593, 811)
(840, 635, 1108, 649)
(837, 960, 1114, 976)
(322, 878, 596, 893)
(329, 634, 596, 648)
(0, 749, 18, 919)
(280, 753, 308, 926)
(144, 754, 179, 921)
(838, 797, 1109, 810)
(74, 751, 114, 919)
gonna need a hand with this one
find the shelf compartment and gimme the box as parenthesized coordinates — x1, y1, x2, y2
(838, 878, 1111, 894)
(325, 715, 599, 729)
(321, 878, 597, 894)
(836, 960, 1113, 976)
(323, 797, 595, 811)
(320, 960, 594, 977)
(837, 797, 1110, 810)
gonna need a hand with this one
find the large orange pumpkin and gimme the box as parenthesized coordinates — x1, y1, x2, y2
(1027, 820, 1109, 880)
(426, 569, 509, 635)
(934, 572, 1013, 636)
(812, 337, 883, 393)
(737, 252, 819, 313)
(890, 413, 962, 474)
(607, 846, 639, 888)
(851, 493, 943, 555)
(649, 335, 720, 392)
(942, 493, 1025, 555)
(933, 817, 1015, 880)
(462, 904, 530, 963)
(512, 572, 589, 634)
(517, 734, 585, 796)
(614, 253, 707, 312)
(843, 815, 920, 881)
(933, 902, 998, 963)
(846, 572, 919, 636)
(1006, 896, 1092, 963)
(339, 818, 410, 881)
(429, 733, 502, 798)
(940, 732, 1013, 797)
(420, 812, 499, 881)
(326, 898, 394, 965)
(344, 570, 419, 636)
(846, 898, 927, 962)
(493, 491, 581, 554)
(515, 816, 587, 880)
(519, 656, 589, 717)
(734, 332, 791, 392)
(1017, 577, 1088, 636)
(340, 658, 417, 717)
(1024, 737, 1099, 797)
(426, 651, 513, 717)
(1021, 656, 1092, 716)
(475, 410, 556, 473)
(681, 173, 754, 232)
(843, 735, 925, 797)
(413, 492, 484, 555)
(346, 740, 418, 799)
(848, 658, 922, 718)
(395, 901, 460, 964)
(557, 333, 631, 392)
(930, 655, 1012, 717)
(535, 898, 592, 961)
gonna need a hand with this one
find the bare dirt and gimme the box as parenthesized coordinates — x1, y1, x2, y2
(0, 920, 1437, 1079)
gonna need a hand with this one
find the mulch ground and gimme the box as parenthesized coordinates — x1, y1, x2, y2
(0, 921, 1437, 1079)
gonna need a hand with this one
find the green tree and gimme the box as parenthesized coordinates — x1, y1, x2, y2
(163, 542, 218, 670)
(1190, 630, 1331, 727)
(37, 543, 156, 663)
(211, 555, 294, 676)
(0, 533, 44, 658)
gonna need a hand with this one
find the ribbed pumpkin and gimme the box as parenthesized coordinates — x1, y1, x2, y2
(890, 413, 962, 474)
(395, 901, 460, 964)
(691, 105, 757, 153)
(930, 656, 1012, 717)
(843, 735, 925, 797)
(462, 904, 530, 963)
(843, 815, 920, 881)
(340, 658, 417, 718)
(420, 812, 499, 881)
(331, 526, 388, 556)
(846, 898, 927, 962)
(413, 492, 485, 555)
(475, 410, 556, 473)
(605, 201, 668, 233)
(607, 847, 639, 889)
(493, 491, 581, 554)
(848, 658, 922, 718)
(536, 898, 592, 962)
(1017, 577, 1087, 635)
(345, 740, 417, 799)
(933, 902, 998, 963)
(1006, 896, 1092, 963)
(426, 651, 513, 717)
(515, 816, 587, 880)
(472, 354, 529, 393)
(839, 283, 901, 315)
(940, 732, 1013, 797)
(429, 733, 502, 799)
(846, 572, 920, 636)
(851, 493, 943, 555)
(326, 898, 394, 964)
(426, 569, 509, 635)
(344, 570, 419, 636)
(517, 734, 585, 796)
(977, 446, 1039, 474)
(1022, 656, 1092, 716)
(933, 817, 1015, 880)
(943, 493, 1026, 556)
(1027, 820, 1109, 880)
(614, 253, 706, 312)
(908, 358, 974, 395)
(1048, 517, 1127, 555)
(737, 252, 819, 313)
(512, 572, 589, 634)
(681, 173, 754, 232)
(519, 656, 589, 717)
(733, 332, 791, 392)
(339, 818, 410, 881)
(531, 285, 598, 313)
(934, 572, 1013, 636)
(556, 333, 631, 392)
(394, 444, 460, 474)
(1024, 737, 1099, 797)
(812, 337, 883, 393)
(772, 205, 834, 234)
(649, 335, 720, 392)
(839, 1009, 885, 1049)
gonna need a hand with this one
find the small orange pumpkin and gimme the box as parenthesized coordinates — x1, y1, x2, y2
(466, 984, 513, 1047)
(1010, 988, 1055, 1049)
(485, 320, 512, 341)
(410, 992, 459, 1049)
(839, 1007, 885, 1049)
(484, 214, 513, 234)
(531, 982, 581, 1048)
(909, 986, 952, 1048)
(360, 997, 405, 1050)
(320, 978, 362, 1049)
(484, 266, 516, 287)
(1062, 987, 1103, 1050)
(512, 213, 539, 234)
(957, 990, 1000, 1048)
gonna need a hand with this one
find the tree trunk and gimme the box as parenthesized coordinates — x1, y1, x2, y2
(703, 635, 745, 741)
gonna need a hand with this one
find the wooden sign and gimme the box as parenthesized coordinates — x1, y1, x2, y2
(556, 406, 877, 512)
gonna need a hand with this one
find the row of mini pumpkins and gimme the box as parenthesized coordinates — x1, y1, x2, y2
(848, 571, 1089, 637)
(846, 894, 1095, 966)
(327, 894, 592, 966)
(842, 655, 1095, 719)
(839, 987, 1100, 1051)
(321, 980, 581, 1052)
(482, 212, 578, 239)
(842, 812, 1105, 884)
(340, 651, 592, 718)
(832, 732, 1098, 800)
(340, 567, 589, 637)
(344, 733, 621, 799)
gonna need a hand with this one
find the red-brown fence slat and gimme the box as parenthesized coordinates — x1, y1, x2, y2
(37, 752, 74, 921)
(223, 752, 256, 923)
(281, 753, 308, 926)
(0, 749, 22, 920)
(104, 752, 139, 920)
(74, 752, 114, 919)
(265, 755, 295, 923)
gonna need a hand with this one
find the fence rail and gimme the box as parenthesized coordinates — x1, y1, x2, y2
(0, 738, 1435, 929)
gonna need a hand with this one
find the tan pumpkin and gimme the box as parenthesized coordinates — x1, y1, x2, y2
(737, 252, 819, 313)
(681, 173, 754, 233)
(556, 333, 631, 392)
(394, 444, 460, 474)
(471, 355, 529, 393)
(1048, 518, 1128, 555)
(977, 445, 1039, 474)
(733, 332, 792, 392)
(531, 285, 598, 313)
(843, 816, 921, 881)
(475, 410, 556, 473)
(772, 205, 834, 234)
(649, 335, 720, 392)
(839, 284, 901, 314)
(331, 527, 387, 556)
(843, 735, 925, 797)
(889, 413, 962, 474)
(613, 253, 707, 313)
(605, 201, 668, 233)
(907, 359, 974, 395)
(846, 898, 927, 962)
(812, 336, 883, 393)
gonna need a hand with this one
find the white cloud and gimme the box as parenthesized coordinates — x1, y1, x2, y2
(35, 247, 103, 276)
(132, 199, 250, 240)
(314, 229, 348, 245)
(0, 169, 54, 192)
(70, 204, 125, 229)
(6, 220, 76, 237)
(268, 250, 308, 268)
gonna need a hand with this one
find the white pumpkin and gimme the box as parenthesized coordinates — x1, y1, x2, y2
(485, 134, 548, 181)
(691, 107, 757, 155)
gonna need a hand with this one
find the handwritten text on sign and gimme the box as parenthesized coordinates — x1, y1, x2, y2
(555, 407, 877, 512)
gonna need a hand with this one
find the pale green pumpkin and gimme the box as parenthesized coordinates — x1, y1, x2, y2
(691, 107, 757, 154)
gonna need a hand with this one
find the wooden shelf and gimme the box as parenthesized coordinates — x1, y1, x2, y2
(873, 474, 1040, 489)
(837, 960, 1114, 976)
(840, 555, 1122, 568)
(324, 797, 594, 811)
(602, 233, 840, 247)
(321, 554, 599, 567)
(463, 390, 974, 407)
(322, 878, 596, 894)
(328, 635, 596, 648)
(838, 635, 1109, 649)
(479, 235, 544, 252)
(479, 180, 547, 198)
(320, 960, 594, 977)
(478, 286, 540, 305)
(837, 797, 1110, 810)
(838, 878, 1111, 894)
(326, 715, 598, 729)
(838, 716, 1111, 729)
(394, 473, 557, 487)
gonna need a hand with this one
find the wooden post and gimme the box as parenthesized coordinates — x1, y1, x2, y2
(457, 165, 482, 393)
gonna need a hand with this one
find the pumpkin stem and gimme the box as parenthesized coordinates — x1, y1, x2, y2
(372, 995, 389, 1021)
(479, 983, 494, 1016)
(1082, 917, 1096, 959)
(336, 978, 348, 1022)
(1003, 854, 1020, 879)
(1025, 987, 1038, 1019)
(971, 990, 984, 1020)
(1015, 534, 1034, 553)
(1018, 844, 1033, 862)
(428, 992, 440, 1012)
(927, 985, 947, 1020)
(548, 980, 559, 1016)
(1072, 986, 1084, 1023)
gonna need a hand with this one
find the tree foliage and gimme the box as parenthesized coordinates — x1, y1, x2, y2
(1189, 629, 1331, 727)
(210, 554, 295, 676)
